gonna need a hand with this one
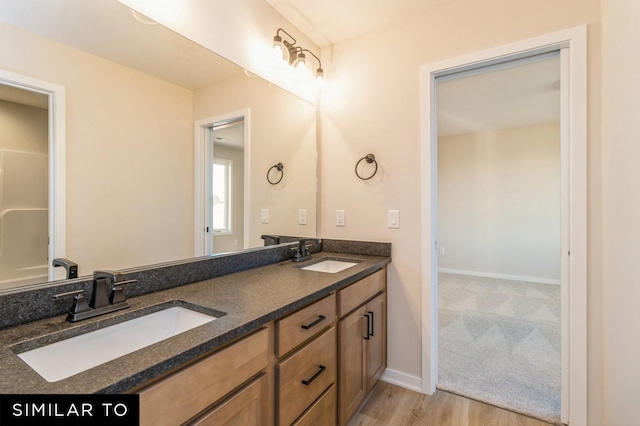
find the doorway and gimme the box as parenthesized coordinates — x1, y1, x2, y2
(435, 52, 562, 422)
(194, 110, 250, 256)
(0, 69, 65, 287)
(420, 26, 587, 425)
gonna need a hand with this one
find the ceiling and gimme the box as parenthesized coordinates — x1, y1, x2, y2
(437, 54, 561, 136)
(267, 0, 560, 135)
(265, 0, 455, 47)
(0, 0, 242, 90)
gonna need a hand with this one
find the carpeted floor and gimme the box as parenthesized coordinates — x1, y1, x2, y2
(437, 273, 561, 424)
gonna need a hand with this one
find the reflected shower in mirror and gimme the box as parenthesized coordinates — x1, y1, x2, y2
(0, 0, 317, 292)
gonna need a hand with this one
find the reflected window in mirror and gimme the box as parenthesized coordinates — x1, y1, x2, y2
(212, 159, 232, 234)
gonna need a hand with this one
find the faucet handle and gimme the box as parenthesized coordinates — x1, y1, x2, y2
(93, 270, 125, 283)
(109, 279, 137, 305)
(54, 289, 91, 319)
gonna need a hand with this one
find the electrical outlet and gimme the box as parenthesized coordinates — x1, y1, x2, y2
(299, 209, 307, 225)
(261, 209, 269, 224)
(440, 247, 445, 255)
(388, 210, 400, 228)
(336, 209, 345, 227)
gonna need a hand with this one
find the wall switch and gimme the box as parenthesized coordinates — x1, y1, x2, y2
(261, 209, 269, 224)
(336, 209, 345, 227)
(298, 209, 307, 225)
(440, 247, 445, 255)
(388, 210, 400, 228)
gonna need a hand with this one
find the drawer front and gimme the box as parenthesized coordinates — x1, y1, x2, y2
(276, 293, 336, 357)
(277, 326, 337, 426)
(139, 328, 268, 426)
(292, 384, 337, 426)
(190, 373, 268, 426)
(338, 269, 386, 317)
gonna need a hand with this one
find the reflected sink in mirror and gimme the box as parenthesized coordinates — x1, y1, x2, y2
(16, 305, 219, 382)
(300, 259, 361, 273)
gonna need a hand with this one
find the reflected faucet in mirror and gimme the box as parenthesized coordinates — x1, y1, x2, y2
(261, 235, 281, 246)
(53, 270, 137, 322)
(52, 258, 78, 280)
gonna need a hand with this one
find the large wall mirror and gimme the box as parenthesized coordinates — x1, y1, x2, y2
(0, 0, 317, 292)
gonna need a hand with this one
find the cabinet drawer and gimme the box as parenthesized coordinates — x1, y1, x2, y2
(139, 328, 268, 426)
(277, 326, 337, 426)
(292, 384, 337, 426)
(276, 293, 336, 357)
(338, 269, 386, 317)
(190, 373, 268, 426)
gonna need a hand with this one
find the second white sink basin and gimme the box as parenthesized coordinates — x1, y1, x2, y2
(17, 306, 217, 382)
(301, 259, 359, 273)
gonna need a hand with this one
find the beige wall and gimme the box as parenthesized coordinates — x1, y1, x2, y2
(601, 0, 640, 422)
(194, 75, 317, 247)
(438, 124, 561, 282)
(319, 0, 602, 422)
(0, 21, 194, 276)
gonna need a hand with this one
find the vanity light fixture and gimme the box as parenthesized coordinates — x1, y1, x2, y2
(273, 28, 324, 83)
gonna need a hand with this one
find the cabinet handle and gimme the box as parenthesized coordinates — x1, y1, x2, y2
(368, 310, 375, 337)
(364, 313, 371, 340)
(301, 315, 326, 330)
(301, 365, 326, 386)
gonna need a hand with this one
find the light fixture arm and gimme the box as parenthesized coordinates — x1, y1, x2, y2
(301, 49, 323, 79)
(276, 28, 296, 46)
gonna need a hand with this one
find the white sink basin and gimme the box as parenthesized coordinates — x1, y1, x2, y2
(17, 306, 217, 382)
(301, 260, 359, 273)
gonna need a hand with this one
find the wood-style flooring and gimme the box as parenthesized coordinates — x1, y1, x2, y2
(348, 381, 555, 426)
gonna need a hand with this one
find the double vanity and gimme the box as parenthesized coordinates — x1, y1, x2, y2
(0, 240, 391, 425)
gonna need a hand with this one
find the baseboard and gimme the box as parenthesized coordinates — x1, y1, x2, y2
(380, 368, 423, 393)
(438, 268, 561, 285)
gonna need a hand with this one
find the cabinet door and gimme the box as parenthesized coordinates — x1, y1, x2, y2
(338, 305, 368, 426)
(190, 373, 268, 426)
(366, 293, 386, 391)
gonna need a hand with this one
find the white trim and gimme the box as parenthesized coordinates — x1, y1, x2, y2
(0, 69, 66, 282)
(420, 26, 587, 425)
(380, 369, 423, 393)
(194, 109, 250, 256)
(438, 268, 561, 286)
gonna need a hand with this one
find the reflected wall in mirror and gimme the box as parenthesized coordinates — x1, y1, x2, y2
(0, 0, 317, 292)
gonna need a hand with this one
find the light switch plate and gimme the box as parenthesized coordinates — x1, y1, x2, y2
(261, 209, 269, 224)
(388, 210, 400, 228)
(336, 209, 345, 227)
(299, 209, 307, 225)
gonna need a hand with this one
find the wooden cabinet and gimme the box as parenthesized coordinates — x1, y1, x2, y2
(366, 293, 386, 390)
(137, 328, 268, 426)
(276, 293, 336, 357)
(337, 270, 387, 425)
(276, 327, 337, 425)
(275, 294, 337, 426)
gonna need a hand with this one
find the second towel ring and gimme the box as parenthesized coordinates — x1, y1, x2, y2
(267, 163, 284, 185)
(355, 154, 378, 180)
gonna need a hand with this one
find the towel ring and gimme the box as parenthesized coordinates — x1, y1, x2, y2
(355, 154, 378, 180)
(267, 162, 284, 185)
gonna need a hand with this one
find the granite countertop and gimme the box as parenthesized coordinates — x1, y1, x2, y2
(0, 252, 390, 394)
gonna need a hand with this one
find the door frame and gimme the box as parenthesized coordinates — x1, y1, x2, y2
(194, 109, 250, 255)
(0, 68, 66, 282)
(419, 26, 587, 424)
